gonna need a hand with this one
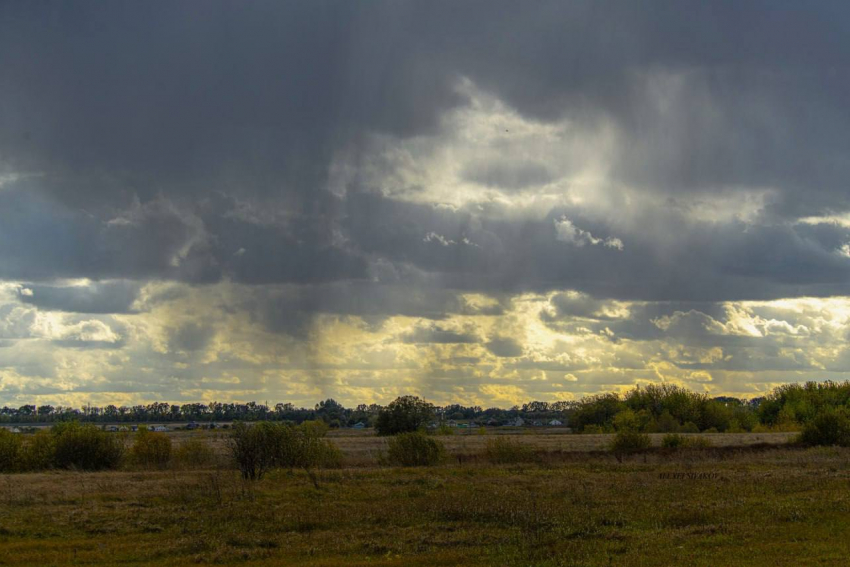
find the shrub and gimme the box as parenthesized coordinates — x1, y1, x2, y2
(610, 430, 651, 458)
(52, 423, 124, 471)
(230, 422, 280, 480)
(375, 396, 434, 436)
(661, 433, 714, 449)
(436, 424, 455, 436)
(130, 427, 172, 469)
(680, 422, 700, 433)
(230, 421, 342, 480)
(297, 422, 343, 469)
(21, 430, 56, 471)
(799, 408, 850, 447)
(174, 435, 216, 468)
(0, 429, 22, 473)
(686, 437, 714, 449)
(484, 436, 537, 464)
(386, 432, 445, 467)
(661, 433, 687, 449)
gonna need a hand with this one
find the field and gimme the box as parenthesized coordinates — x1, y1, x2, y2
(163, 428, 799, 466)
(1, 431, 848, 566)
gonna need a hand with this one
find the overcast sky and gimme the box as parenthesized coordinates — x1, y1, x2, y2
(2, 1, 850, 408)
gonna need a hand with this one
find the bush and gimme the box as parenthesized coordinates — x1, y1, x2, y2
(610, 430, 651, 458)
(375, 396, 434, 436)
(52, 423, 124, 471)
(680, 421, 700, 433)
(21, 430, 56, 471)
(661, 433, 687, 449)
(661, 433, 713, 449)
(0, 429, 22, 473)
(231, 422, 281, 480)
(386, 432, 445, 467)
(484, 436, 537, 464)
(799, 408, 850, 447)
(130, 427, 172, 469)
(436, 424, 455, 436)
(297, 421, 343, 469)
(230, 421, 342, 480)
(174, 435, 216, 468)
(686, 437, 714, 449)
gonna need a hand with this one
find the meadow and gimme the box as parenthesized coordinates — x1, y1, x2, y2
(2, 429, 847, 566)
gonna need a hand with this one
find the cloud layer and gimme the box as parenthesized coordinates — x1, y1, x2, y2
(1, 2, 850, 406)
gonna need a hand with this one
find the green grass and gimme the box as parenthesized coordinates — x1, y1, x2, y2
(1, 444, 849, 565)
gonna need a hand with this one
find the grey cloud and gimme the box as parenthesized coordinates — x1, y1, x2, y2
(18, 281, 141, 313)
(1, 2, 849, 302)
(253, 282, 505, 338)
(485, 336, 523, 358)
(400, 323, 480, 344)
(543, 293, 625, 321)
(168, 322, 216, 353)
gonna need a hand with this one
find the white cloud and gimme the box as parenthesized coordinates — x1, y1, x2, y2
(423, 232, 456, 246)
(554, 217, 624, 250)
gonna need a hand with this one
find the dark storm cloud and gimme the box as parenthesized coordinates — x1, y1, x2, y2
(1, 0, 850, 310)
(251, 282, 506, 338)
(347, 192, 850, 301)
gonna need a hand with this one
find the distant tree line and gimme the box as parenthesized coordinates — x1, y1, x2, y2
(0, 398, 575, 426)
(4, 380, 850, 434)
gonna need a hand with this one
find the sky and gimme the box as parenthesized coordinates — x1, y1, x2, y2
(2, 1, 850, 408)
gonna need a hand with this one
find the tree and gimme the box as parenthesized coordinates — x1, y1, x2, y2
(375, 396, 434, 436)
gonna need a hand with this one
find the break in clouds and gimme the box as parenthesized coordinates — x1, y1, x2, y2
(2, 1, 850, 407)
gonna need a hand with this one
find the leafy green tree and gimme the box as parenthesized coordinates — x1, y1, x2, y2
(375, 396, 434, 436)
(571, 394, 624, 432)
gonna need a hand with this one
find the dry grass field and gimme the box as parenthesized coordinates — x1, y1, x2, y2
(164, 428, 799, 467)
(324, 429, 798, 465)
(2, 430, 846, 565)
